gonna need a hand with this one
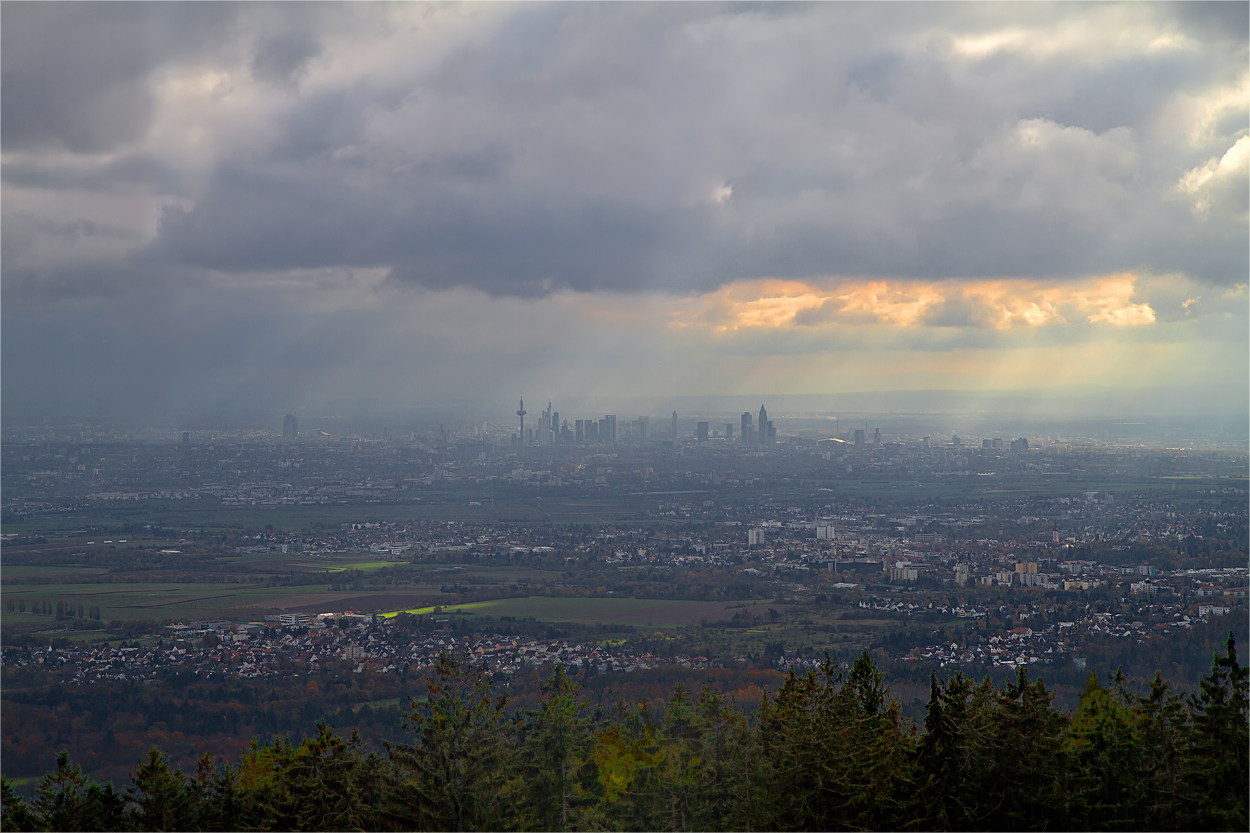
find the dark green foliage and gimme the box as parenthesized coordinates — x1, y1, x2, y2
(513, 663, 594, 831)
(1183, 632, 1249, 831)
(754, 652, 911, 831)
(383, 650, 512, 831)
(2, 640, 1247, 831)
(29, 750, 125, 832)
(125, 748, 192, 831)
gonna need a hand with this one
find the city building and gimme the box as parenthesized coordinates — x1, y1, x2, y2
(696, 422, 709, 442)
(283, 414, 298, 439)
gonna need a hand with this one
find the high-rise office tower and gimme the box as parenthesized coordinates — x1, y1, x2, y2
(283, 414, 298, 439)
(536, 402, 552, 445)
(758, 405, 768, 446)
(575, 419, 584, 442)
(671, 411, 678, 442)
(741, 412, 752, 445)
(637, 416, 649, 441)
(550, 410, 559, 444)
(182, 431, 190, 445)
(696, 422, 709, 442)
(725, 423, 734, 439)
(604, 415, 617, 443)
(516, 396, 527, 446)
(854, 428, 865, 447)
(874, 428, 881, 446)
(766, 421, 775, 444)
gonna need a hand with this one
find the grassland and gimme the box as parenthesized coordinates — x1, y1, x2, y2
(385, 596, 778, 627)
(0, 491, 662, 537)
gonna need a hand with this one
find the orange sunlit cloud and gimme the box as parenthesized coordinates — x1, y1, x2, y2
(673, 274, 1156, 331)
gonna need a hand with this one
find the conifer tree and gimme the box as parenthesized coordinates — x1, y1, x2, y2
(1, 777, 40, 832)
(125, 748, 192, 831)
(30, 750, 126, 832)
(1183, 633, 1249, 831)
(515, 664, 594, 831)
(385, 649, 513, 832)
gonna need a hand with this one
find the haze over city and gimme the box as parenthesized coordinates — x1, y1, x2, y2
(3, 6, 1250, 831)
(3, 2, 1247, 427)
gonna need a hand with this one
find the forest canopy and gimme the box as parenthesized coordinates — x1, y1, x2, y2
(2, 634, 1246, 832)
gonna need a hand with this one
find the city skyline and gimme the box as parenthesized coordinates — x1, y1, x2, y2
(2, 3, 1247, 424)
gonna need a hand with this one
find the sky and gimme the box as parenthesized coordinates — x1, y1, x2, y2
(3, 2, 1247, 424)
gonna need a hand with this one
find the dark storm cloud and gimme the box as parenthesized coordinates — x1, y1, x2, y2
(252, 33, 324, 86)
(0, 2, 238, 153)
(119, 2, 1249, 294)
(1170, 1, 1250, 45)
(3, 2, 1247, 424)
(5, 2, 1247, 297)
(2, 152, 183, 195)
(146, 163, 696, 296)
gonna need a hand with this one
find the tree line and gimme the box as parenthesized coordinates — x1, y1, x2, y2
(1, 635, 1245, 832)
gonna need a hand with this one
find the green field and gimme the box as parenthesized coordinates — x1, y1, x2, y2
(387, 596, 776, 627)
(0, 565, 110, 579)
(1, 492, 659, 537)
(5, 475, 1240, 539)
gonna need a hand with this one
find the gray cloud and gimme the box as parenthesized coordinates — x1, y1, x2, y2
(3, 2, 1247, 421)
(132, 3, 1250, 292)
(252, 33, 323, 86)
(7, 3, 1248, 294)
(1, 2, 238, 153)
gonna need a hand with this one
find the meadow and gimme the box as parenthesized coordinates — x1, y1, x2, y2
(386, 596, 778, 627)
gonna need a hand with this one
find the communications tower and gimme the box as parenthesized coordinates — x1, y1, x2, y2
(516, 396, 527, 446)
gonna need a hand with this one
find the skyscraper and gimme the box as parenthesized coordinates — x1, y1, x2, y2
(696, 421, 709, 442)
(741, 412, 752, 445)
(874, 428, 881, 446)
(283, 414, 298, 439)
(854, 428, 865, 447)
(758, 405, 769, 447)
(671, 411, 678, 443)
(637, 416, 649, 441)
